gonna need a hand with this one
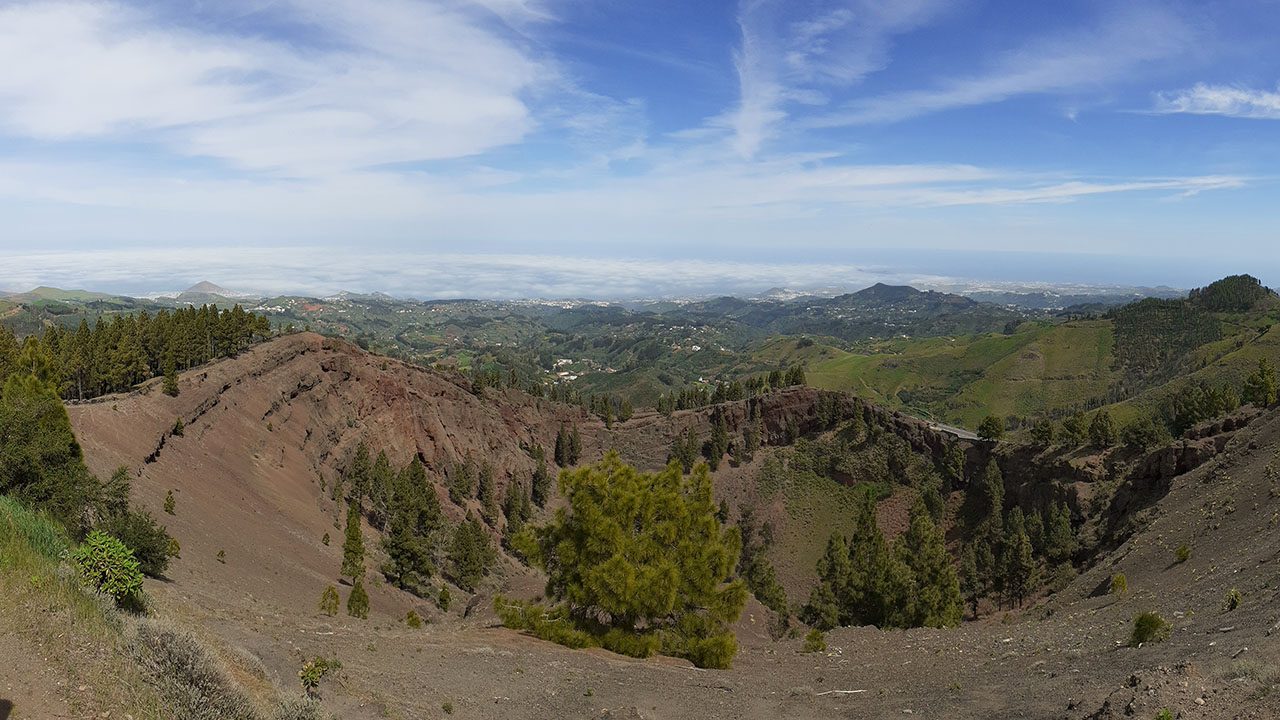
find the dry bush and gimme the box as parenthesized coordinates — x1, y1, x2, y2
(274, 694, 328, 720)
(129, 617, 258, 720)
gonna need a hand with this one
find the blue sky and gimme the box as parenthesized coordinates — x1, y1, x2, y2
(1, 0, 1279, 298)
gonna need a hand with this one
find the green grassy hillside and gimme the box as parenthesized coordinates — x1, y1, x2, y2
(785, 321, 1113, 426)
(797, 304, 1277, 431)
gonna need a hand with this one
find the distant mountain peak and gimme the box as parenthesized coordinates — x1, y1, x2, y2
(852, 282, 923, 299)
(184, 281, 232, 295)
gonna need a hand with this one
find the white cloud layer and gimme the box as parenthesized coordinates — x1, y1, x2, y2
(0, 247, 951, 299)
(1153, 83, 1280, 119)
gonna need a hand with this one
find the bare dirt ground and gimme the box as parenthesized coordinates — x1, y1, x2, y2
(57, 335, 1280, 719)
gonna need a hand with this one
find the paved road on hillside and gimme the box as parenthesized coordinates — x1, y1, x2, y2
(926, 421, 980, 441)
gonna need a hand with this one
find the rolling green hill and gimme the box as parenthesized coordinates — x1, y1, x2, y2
(793, 276, 1279, 431)
(4, 275, 1275, 435)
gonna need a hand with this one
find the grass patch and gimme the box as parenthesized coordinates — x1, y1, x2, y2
(1220, 659, 1280, 687)
(1129, 611, 1172, 647)
(0, 495, 328, 720)
(803, 629, 826, 653)
(0, 495, 170, 718)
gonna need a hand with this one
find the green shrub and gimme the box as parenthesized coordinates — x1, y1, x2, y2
(129, 618, 256, 720)
(803, 629, 826, 653)
(438, 585, 451, 611)
(99, 508, 175, 577)
(164, 490, 176, 515)
(442, 702, 453, 715)
(216, 549, 226, 564)
(1155, 709, 1173, 720)
(1175, 543, 1191, 563)
(73, 530, 143, 606)
(321, 533, 329, 546)
(671, 628, 738, 670)
(405, 610, 423, 628)
(1224, 588, 1241, 611)
(1109, 573, 1128, 597)
(298, 656, 340, 694)
(318, 585, 339, 617)
(173, 418, 184, 437)
(1129, 611, 1171, 647)
(1121, 415, 1169, 451)
(347, 579, 369, 619)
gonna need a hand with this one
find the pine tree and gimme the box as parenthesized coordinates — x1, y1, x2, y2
(569, 426, 582, 464)
(380, 459, 441, 596)
(347, 442, 372, 505)
(162, 357, 179, 397)
(941, 443, 965, 495)
(1044, 501, 1076, 565)
(767, 369, 783, 390)
(1243, 357, 1279, 407)
(1061, 412, 1087, 444)
(974, 536, 997, 609)
(1025, 509, 1045, 555)
(1000, 507, 1035, 608)
(341, 501, 365, 581)
(1089, 411, 1116, 447)
(803, 533, 851, 630)
(977, 415, 1004, 442)
(477, 461, 498, 524)
(512, 454, 747, 669)
(845, 491, 899, 627)
(784, 365, 806, 386)
(346, 578, 370, 619)
(1030, 418, 1055, 445)
(960, 544, 983, 619)
(742, 422, 758, 457)
(369, 450, 394, 529)
(966, 460, 1004, 537)
(670, 427, 699, 473)
(448, 453, 475, 506)
(707, 413, 729, 470)
(319, 585, 339, 616)
(554, 425, 570, 466)
(447, 512, 493, 591)
(503, 480, 532, 540)
(531, 454, 551, 507)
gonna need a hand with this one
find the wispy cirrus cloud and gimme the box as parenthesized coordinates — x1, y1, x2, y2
(724, 0, 948, 157)
(1152, 83, 1280, 119)
(808, 1, 1198, 127)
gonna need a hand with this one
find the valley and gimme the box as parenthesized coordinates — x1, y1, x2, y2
(2, 276, 1279, 719)
(7, 5, 1280, 718)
